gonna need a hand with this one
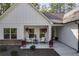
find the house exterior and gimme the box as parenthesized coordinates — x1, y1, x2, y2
(0, 3, 53, 45)
(0, 3, 79, 52)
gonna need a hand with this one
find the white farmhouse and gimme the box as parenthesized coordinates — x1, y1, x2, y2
(0, 3, 79, 52)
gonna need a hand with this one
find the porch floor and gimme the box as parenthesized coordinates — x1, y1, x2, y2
(20, 43, 53, 49)
(53, 41, 79, 56)
(20, 41, 79, 56)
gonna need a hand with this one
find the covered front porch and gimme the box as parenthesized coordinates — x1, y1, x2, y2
(20, 40, 79, 56)
(21, 24, 63, 49)
(20, 43, 51, 49)
(24, 25, 52, 43)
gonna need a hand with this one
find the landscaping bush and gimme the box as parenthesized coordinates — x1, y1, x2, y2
(10, 50, 19, 56)
(0, 47, 7, 52)
(30, 45, 36, 50)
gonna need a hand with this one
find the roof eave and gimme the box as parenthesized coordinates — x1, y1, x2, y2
(29, 4, 53, 25)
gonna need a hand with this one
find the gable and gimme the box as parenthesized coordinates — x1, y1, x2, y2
(0, 3, 50, 26)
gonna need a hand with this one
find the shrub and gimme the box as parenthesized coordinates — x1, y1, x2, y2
(10, 50, 19, 56)
(30, 45, 36, 50)
(0, 47, 7, 52)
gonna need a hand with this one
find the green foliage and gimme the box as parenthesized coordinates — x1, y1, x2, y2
(4, 3, 10, 11)
(32, 3, 39, 9)
(40, 9, 48, 13)
(50, 3, 58, 13)
(0, 47, 7, 52)
(10, 50, 19, 56)
(32, 3, 64, 13)
(50, 3, 64, 13)
(30, 45, 36, 50)
(0, 3, 11, 13)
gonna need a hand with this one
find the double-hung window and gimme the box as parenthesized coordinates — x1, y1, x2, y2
(4, 28, 17, 39)
(4, 28, 10, 39)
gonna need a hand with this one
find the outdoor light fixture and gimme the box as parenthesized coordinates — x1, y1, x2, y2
(26, 27, 29, 31)
(75, 20, 79, 24)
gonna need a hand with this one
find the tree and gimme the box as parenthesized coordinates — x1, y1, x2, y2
(67, 3, 75, 10)
(32, 3, 39, 9)
(57, 3, 64, 13)
(50, 3, 64, 13)
(0, 3, 11, 14)
(40, 8, 48, 13)
(50, 3, 58, 13)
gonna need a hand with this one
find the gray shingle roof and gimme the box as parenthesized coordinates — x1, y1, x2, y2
(43, 13, 64, 23)
(43, 13, 64, 20)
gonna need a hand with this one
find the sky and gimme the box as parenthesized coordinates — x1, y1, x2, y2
(39, 3, 50, 8)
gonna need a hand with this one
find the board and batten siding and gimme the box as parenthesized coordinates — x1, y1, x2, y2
(58, 22, 78, 50)
(0, 24, 24, 40)
(0, 4, 49, 25)
(0, 4, 50, 40)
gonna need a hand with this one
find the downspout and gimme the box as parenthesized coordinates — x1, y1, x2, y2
(75, 21, 79, 53)
(77, 24, 79, 53)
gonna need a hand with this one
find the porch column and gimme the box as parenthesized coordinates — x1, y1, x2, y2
(48, 25, 52, 42)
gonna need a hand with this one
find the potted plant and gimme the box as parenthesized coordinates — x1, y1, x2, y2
(21, 40, 26, 46)
(30, 45, 36, 50)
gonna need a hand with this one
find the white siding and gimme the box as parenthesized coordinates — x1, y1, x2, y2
(0, 24, 24, 40)
(58, 22, 78, 50)
(0, 4, 49, 25)
(17, 25, 24, 40)
(0, 4, 50, 40)
(0, 28, 3, 39)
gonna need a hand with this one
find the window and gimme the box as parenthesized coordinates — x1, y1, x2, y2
(28, 29, 34, 38)
(11, 28, 17, 39)
(40, 28, 47, 38)
(4, 28, 17, 39)
(4, 28, 10, 39)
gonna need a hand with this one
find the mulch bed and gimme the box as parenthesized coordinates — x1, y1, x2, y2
(0, 45, 59, 56)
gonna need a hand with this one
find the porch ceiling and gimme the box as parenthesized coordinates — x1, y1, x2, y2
(52, 24, 64, 26)
(24, 26, 48, 28)
(24, 25, 48, 27)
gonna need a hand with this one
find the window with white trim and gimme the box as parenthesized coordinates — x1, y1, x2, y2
(4, 28, 17, 39)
